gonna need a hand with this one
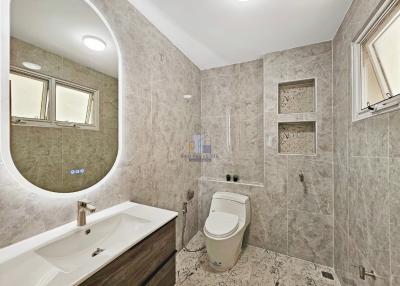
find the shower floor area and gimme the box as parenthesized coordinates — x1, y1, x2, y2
(176, 232, 340, 286)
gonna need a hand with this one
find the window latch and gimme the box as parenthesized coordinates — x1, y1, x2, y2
(12, 119, 27, 124)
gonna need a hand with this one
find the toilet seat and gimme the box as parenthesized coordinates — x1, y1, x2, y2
(204, 212, 239, 238)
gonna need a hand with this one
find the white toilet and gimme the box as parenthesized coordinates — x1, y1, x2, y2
(203, 192, 251, 271)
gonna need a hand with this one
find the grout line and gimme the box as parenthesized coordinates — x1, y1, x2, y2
(331, 40, 335, 270)
(388, 114, 392, 285)
(346, 45, 350, 279)
(286, 155, 289, 255)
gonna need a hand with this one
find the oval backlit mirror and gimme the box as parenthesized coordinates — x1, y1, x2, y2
(9, 0, 119, 193)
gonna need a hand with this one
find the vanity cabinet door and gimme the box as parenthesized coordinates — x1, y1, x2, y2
(145, 253, 176, 286)
(80, 219, 176, 286)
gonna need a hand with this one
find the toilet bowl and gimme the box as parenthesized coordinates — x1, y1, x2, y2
(203, 192, 250, 271)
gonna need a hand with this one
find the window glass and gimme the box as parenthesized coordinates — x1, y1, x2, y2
(88, 97, 94, 124)
(56, 84, 92, 124)
(10, 72, 48, 119)
(362, 50, 384, 108)
(373, 14, 400, 96)
(361, 3, 400, 109)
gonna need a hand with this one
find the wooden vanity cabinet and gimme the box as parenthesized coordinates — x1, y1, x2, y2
(80, 219, 176, 286)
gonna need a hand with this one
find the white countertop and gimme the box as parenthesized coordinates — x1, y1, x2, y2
(0, 201, 178, 286)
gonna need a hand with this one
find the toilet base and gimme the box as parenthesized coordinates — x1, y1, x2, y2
(204, 229, 244, 272)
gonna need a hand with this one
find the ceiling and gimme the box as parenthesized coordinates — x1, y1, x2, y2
(129, 0, 353, 70)
(11, 0, 118, 77)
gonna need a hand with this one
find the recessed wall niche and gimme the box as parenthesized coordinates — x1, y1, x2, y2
(278, 79, 315, 114)
(278, 122, 316, 155)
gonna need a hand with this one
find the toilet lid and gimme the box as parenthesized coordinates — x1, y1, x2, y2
(204, 212, 239, 238)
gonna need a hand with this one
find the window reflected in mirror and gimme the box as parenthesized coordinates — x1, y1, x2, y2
(10, 0, 118, 193)
(10, 71, 49, 120)
(55, 84, 96, 126)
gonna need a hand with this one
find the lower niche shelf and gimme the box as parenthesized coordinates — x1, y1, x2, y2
(278, 122, 316, 155)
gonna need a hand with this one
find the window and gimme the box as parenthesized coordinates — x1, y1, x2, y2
(352, 0, 400, 121)
(9, 67, 98, 129)
(10, 71, 49, 120)
(56, 83, 95, 125)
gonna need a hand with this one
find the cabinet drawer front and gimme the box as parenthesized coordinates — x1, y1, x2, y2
(145, 253, 175, 286)
(80, 219, 176, 286)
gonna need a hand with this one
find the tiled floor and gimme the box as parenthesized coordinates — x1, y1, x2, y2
(176, 232, 340, 286)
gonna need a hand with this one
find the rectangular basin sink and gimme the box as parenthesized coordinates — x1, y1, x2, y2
(35, 213, 149, 273)
(0, 202, 177, 286)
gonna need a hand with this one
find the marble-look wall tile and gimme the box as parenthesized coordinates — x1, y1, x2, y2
(333, 1, 397, 285)
(349, 113, 389, 157)
(389, 112, 400, 158)
(264, 42, 334, 267)
(389, 158, 400, 277)
(288, 210, 333, 266)
(287, 158, 333, 215)
(201, 60, 264, 184)
(348, 157, 390, 278)
(0, 0, 201, 251)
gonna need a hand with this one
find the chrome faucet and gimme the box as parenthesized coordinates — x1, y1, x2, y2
(77, 200, 96, 226)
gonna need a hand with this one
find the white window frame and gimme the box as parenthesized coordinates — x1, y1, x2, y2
(352, 0, 400, 121)
(10, 66, 99, 130)
(10, 68, 50, 123)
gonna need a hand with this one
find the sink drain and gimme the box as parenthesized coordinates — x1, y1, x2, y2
(92, 248, 105, 257)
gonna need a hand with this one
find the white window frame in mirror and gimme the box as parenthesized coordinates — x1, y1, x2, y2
(0, 0, 123, 197)
(10, 66, 100, 130)
(352, 0, 400, 122)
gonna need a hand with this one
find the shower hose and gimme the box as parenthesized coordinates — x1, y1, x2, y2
(181, 201, 205, 252)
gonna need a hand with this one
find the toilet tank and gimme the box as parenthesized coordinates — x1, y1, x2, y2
(209, 192, 250, 223)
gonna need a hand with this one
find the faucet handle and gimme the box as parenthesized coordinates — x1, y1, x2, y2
(78, 199, 92, 208)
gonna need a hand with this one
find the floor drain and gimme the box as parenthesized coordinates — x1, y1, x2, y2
(321, 271, 334, 280)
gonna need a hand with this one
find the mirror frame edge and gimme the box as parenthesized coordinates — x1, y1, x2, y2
(0, 0, 123, 197)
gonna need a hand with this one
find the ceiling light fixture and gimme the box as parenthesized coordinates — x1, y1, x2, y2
(82, 36, 106, 51)
(22, 62, 41, 71)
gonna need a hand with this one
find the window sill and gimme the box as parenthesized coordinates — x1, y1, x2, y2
(353, 96, 400, 122)
(11, 118, 99, 131)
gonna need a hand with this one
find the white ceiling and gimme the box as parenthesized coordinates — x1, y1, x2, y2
(11, 0, 118, 78)
(129, 0, 353, 70)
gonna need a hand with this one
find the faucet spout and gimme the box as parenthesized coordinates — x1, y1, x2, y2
(77, 200, 96, 226)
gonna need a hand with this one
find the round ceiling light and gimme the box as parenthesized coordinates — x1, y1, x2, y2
(22, 62, 41, 71)
(82, 36, 106, 51)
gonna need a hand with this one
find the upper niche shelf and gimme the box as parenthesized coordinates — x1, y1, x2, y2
(278, 79, 315, 114)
